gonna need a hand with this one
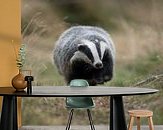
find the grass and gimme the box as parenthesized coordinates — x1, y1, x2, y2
(107, 52, 163, 87)
(34, 62, 65, 86)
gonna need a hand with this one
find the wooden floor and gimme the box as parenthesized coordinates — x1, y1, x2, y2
(20, 125, 163, 130)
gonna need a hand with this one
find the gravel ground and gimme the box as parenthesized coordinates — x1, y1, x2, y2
(20, 125, 163, 130)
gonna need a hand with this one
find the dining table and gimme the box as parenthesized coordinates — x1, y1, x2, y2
(0, 86, 158, 130)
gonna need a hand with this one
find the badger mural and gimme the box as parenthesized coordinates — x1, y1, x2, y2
(53, 26, 115, 85)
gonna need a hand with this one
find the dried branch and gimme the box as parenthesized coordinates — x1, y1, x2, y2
(134, 74, 163, 87)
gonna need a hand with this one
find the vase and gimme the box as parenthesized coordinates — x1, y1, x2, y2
(11, 70, 27, 91)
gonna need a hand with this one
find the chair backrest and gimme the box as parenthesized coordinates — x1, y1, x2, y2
(66, 79, 94, 108)
(70, 79, 89, 87)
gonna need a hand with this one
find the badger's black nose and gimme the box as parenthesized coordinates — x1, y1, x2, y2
(95, 63, 103, 69)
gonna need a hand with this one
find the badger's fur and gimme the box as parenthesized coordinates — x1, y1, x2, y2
(53, 26, 115, 85)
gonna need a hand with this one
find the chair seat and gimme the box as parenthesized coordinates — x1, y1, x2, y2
(128, 110, 153, 117)
(66, 97, 95, 108)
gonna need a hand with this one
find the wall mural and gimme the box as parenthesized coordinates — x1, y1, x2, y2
(22, 0, 162, 86)
(21, 0, 163, 125)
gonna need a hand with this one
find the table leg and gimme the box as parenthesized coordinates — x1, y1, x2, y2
(0, 96, 18, 130)
(110, 96, 127, 130)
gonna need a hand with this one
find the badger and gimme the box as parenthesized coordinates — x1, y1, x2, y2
(53, 26, 115, 85)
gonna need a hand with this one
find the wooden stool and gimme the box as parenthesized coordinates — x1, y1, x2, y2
(128, 110, 154, 130)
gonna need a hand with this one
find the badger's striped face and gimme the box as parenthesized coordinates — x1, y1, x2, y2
(76, 39, 108, 69)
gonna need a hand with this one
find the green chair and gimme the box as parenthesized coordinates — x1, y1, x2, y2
(65, 79, 95, 130)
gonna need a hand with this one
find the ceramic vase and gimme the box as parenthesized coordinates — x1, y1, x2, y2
(11, 70, 27, 91)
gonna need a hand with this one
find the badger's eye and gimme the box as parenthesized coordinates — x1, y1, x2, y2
(78, 44, 94, 63)
(78, 44, 86, 51)
(102, 50, 111, 63)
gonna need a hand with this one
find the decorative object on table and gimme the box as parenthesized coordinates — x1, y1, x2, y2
(53, 26, 115, 86)
(11, 70, 27, 91)
(128, 110, 154, 130)
(25, 76, 34, 94)
(11, 41, 27, 91)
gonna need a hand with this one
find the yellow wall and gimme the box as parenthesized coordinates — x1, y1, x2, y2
(0, 0, 21, 84)
(0, 0, 21, 127)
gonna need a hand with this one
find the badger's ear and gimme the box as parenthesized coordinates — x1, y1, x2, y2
(78, 44, 86, 51)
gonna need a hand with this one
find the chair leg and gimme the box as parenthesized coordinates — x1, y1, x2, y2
(148, 117, 154, 130)
(87, 109, 95, 130)
(136, 117, 141, 130)
(66, 109, 74, 130)
(128, 116, 134, 130)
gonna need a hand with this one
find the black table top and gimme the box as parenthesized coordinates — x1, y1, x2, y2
(0, 86, 158, 97)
